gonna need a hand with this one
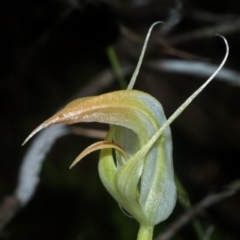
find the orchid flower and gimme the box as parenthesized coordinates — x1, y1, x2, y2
(23, 22, 229, 240)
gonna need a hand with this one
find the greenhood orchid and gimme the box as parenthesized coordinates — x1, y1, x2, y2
(23, 22, 228, 240)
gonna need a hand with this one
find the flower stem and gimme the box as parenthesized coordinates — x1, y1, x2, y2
(137, 225, 154, 240)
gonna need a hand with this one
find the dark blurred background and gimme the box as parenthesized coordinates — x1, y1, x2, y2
(1, 0, 240, 239)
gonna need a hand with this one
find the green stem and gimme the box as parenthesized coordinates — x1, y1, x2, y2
(106, 45, 127, 89)
(137, 225, 153, 240)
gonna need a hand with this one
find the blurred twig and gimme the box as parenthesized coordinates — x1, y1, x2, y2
(187, 10, 239, 24)
(0, 125, 69, 232)
(146, 60, 240, 86)
(70, 127, 107, 139)
(0, 69, 116, 232)
(168, 20, 240, 45)
(175, 176, 204, 240)
(155, 180, 240, 240)
(16, 125, 69, 205)
(121, 25, 208, 60)
(0, 196, 21, 232)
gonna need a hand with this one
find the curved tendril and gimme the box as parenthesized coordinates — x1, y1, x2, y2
(140, 35, 229, 156)
(127, 21, 164, 90)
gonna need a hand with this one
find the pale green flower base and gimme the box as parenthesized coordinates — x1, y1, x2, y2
(137, 225, 154, 240)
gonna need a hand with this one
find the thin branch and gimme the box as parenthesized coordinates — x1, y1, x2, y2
(16, 125, 69, 205)
(146, 60, 240, 86)
(0, 125, 69, 232)
(168, 20, 240, 45)
(155, 180, 240, 240)
(174, 176, 204, 239)
(0, 68, 117, 232)
(187, 10, 240, 24)
(121, 25, 206, 61)
(0, 196, 21, 232)
(70, 127, 107, 139)
(72, 67, 132, 99)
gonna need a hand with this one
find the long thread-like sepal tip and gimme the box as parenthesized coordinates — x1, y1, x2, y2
(22, 125, 44, 146)
(127, 21, 164, 90)
(139, 34, 229, 157)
